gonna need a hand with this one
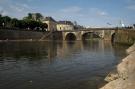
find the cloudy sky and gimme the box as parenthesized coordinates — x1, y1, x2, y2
(0, 0, 135, 27)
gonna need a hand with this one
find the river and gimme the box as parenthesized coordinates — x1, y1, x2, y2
(0, 40, 128, 89)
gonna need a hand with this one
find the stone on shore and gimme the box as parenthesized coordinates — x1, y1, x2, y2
(126, 43, 135, 54)
(100, 43, 135, 89)
(104, 70, 118, 82)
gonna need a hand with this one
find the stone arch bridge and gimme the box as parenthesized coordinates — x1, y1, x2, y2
(61, 28, 115, 41)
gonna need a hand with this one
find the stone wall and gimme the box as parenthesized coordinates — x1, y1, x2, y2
(100, 43, 135, 89)
(0, 29, 62, 41)
(103, 30, 115, 40)
(115, 30, 135, 45)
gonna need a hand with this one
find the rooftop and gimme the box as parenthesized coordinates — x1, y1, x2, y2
(44, 17, 56, 22)
(58, 21, 74, 25)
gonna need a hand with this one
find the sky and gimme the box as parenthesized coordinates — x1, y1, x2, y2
(0, 0, 135, 27)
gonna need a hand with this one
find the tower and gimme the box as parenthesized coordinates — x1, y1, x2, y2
(120, 20, 125, 27)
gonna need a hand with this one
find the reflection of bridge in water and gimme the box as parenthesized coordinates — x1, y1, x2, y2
(0, 41, 112, 62)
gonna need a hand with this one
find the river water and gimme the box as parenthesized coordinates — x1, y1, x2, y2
(0, 40, 128, 89)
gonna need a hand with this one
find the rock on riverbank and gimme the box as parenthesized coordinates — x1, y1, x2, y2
(100, 43, 135, 89)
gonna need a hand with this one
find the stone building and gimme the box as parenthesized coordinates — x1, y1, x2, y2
(57, 21, 74, 31)
(43, 17, 57, 31)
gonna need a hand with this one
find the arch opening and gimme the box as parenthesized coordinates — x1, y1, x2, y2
(111, 33, 115, 43)
(82, 32, 100, 40)
(65, 33, 76, 41)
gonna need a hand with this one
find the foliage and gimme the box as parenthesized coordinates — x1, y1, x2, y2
(23, 13, 43, 22)
(0, 13, 48, 31)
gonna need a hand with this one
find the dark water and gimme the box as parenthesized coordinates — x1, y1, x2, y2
(0, 40, 128, 89)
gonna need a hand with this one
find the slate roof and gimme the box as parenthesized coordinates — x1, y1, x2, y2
(44, 17, 56, 22)
(58, 21, 74, 25)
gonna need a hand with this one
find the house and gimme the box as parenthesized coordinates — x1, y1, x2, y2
(57, 21, 74, 31)
(43, 17, 57, 31)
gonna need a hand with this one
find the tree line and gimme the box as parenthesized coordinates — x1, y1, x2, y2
(0, 13, 48, 31)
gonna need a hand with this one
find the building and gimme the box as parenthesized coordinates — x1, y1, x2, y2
(133, 24, 135, 29)
(57, 21, 74, 31)
(43, 17, 57, 31)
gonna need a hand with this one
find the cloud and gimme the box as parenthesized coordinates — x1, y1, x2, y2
(10, 5, 24, 12)
(0, 7, 3, 12)
(27, 0, 33, 2)
(0, 0, 35, 18)
(127, 5, 135, 10)
(43, 7, 112, 27)
(98, 11, 108, 16)
(0, 6, 8, 15)
(56, 6, 108, 21)
(88, 8, 108, 17)
(0, 0, 126, 27)
(126, 0, 135, 3)
(47, 6, 84, 20)
(60, 6, 82, 13)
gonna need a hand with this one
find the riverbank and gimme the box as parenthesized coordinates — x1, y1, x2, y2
(100, 43, 135, 89)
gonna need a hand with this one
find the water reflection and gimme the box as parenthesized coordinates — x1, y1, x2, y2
(0, 40, 128, 89)
(0, 40, 115, 61)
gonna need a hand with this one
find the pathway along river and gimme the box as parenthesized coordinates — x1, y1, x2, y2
(0, 40, 128, 89)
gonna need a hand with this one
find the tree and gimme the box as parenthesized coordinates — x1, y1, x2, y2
(23, 13, 32, 21)
(0, 14, 2, 27)
(10, 18, 19, 28)
(23, 13, 43, 22)
(1, 16, 11, 27)
(0, 13, 47, 30)
(0, 14, 2, 18)
(35, 13, 43, 21)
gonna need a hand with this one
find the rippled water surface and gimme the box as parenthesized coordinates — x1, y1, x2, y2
(0, 40, 128, 89)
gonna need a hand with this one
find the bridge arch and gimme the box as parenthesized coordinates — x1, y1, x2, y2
(82, 32, 100, 40)
(111, 32, 115, 43)
(65, 33, 77, 41)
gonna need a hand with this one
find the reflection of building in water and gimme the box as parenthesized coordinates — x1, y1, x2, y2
(0, 41, 114, 63)
(47, 42, 57, 62)
(0, 42, 58, 63)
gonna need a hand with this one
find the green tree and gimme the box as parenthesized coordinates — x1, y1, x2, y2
(0, 13, 47, 30)
(23, 13, 33, 21)
(35, 13, 43, 21)
(23, 13, 43, 22)
(0, 14, 2, 27)
(0, 14, 2, 18)
(10, 18, 19, 28)
(1, 16, 11, 27)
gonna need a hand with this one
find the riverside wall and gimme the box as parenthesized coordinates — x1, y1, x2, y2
(0, 29, 62, 41)
(0, 28, 135, 42)
(114, 29, 135, 45)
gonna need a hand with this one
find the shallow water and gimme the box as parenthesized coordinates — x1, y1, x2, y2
(0, 40, 128, 89)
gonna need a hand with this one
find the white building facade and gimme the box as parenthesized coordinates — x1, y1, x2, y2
(57, 21, 74, 31)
